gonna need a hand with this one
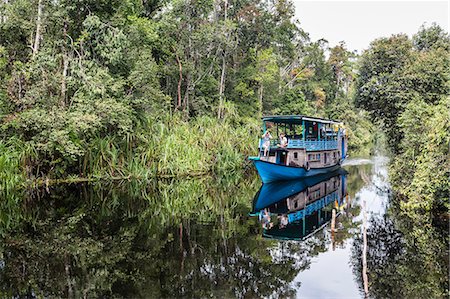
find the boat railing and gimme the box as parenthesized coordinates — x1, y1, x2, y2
(259, 138, 338, 151)
(288, 191, 338, 223)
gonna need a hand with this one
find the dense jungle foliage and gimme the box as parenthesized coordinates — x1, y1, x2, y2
(0, 0, 374, 189)
(0, 1, 448, 226)
(354, 23, 449, 256)
(0, 2, 448, 297)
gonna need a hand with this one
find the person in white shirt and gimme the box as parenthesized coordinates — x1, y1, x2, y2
(278, 132, 288, 148)
(261, 130, 272, 158)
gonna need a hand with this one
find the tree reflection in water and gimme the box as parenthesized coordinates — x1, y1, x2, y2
(351, 205, 448, 299)
(0, 159, 447, 298)
(0, 173, 330, 298)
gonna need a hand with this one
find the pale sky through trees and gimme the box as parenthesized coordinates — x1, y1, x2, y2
(293, 1, 449, 53)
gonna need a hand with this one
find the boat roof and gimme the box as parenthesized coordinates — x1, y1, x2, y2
(262, 115, 342, 125)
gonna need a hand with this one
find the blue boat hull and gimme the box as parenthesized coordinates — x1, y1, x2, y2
(250, 158, 341, 183)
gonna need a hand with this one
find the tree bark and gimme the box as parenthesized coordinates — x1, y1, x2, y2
(258, 83, 264, 116)
(183, 73, 190, 113)
(335, 74, 340, 99)
(174, 51, 182, 111)
(217, 51, 226, 119)
(217, 0, 228, 119)
(1, 0, 9, 23)
(32, 0, 43, 58)
(61, 21, 68, 107)
(65, 254, 73, 298)
(183, 8, 192, 114)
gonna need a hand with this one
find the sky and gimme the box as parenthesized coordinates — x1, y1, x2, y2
(292, 1, 449, 53)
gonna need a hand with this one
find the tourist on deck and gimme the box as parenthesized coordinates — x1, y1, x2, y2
(277, 132, 288, 148)
(262, 130, 272, 158)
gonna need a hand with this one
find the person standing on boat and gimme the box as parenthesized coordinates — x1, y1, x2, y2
(262, 130, 272, 158)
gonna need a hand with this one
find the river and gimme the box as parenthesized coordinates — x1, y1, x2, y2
(0, 156, 447, 298)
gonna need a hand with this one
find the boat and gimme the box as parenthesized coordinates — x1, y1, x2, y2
(248, 115, 348, 183)
(252, 170, 348, 241)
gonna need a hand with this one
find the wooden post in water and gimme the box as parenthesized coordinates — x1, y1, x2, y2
(303, 194, 307, 236)
(331, 208, 336, 232)
(362, 200, 369, 297)
(331, 208, 336, 251)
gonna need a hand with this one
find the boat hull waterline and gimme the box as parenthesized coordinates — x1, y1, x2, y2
(249, 157, 341, 183)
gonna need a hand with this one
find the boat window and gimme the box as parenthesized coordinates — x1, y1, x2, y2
(311, 190, 321, 199)
(294, 152, 298, 159)
(308, 153, 321, 161)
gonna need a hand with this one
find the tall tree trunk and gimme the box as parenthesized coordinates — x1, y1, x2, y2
(217, 52, 226, 119)
(183, 73, 190, 114)
(217, 0, 228, 119)
(335, 74, 340, 99)
(32, 0, 43, 58)
(61, 21, 68, 107)
(344, 77, 350, 96)
(174, 51, 182, 111)
(65, 254, 73, 298)
(258, 83, 264, 117)
(1, 0, 9, 23)
(183, 10, 192, 115)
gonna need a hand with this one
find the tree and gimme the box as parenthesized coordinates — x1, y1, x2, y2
(254, 48, 279, 115)
(327, 41, 355, 98)
(355, 26, 449, 153)
(413, 22, 450, 52)
(355, 34, 413, 151)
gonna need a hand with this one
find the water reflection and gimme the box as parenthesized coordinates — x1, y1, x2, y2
(0, 157, 447, 298)
(252, 170, 348, 241)
(0, 174, 304, 298)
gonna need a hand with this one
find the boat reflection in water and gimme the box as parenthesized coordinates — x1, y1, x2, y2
(252, 169, 348, 241)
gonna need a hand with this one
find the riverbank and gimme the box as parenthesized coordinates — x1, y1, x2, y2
(1, 116, 260, 192)
(1, 112, 377, 195)
(388, 98, 449, 231)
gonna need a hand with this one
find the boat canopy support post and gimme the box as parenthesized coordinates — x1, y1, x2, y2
(302, 120, 305, 141)
(318, 123, 321, 141)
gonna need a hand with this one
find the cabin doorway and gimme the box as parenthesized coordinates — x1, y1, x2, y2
(276, 150, 288, 165)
